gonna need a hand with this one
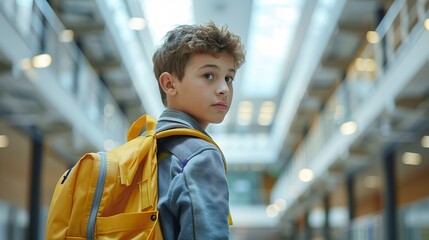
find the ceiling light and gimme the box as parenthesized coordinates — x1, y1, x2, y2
(237, 101, 253, 126)
(355, 58, 365, 71)
(402, 152, 422, 165)
(365, 59, 377, 72)
(0, 135, 9, 148)
(421, 136, 429, 148)
(340, 121, 358, 135)
(128, 18, 146, 30)
(32, 54, 51, 68)
(103, 139, 116, 151)
(298, 168, 314, 182)
(366, 31, 380, 44)
(258, 101, 275, 126)
(274, 198, 287, 211)
(266, 204, 280, 218)
(59, 30, 74, 42)
(104, 104, 116, 117)
(355, 58, 376, 72)
(425, 18, 429, 30)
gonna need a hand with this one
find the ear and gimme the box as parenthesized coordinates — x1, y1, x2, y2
(159, 72, 178, 96)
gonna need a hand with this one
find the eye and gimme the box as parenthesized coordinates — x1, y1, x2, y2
(203, 73, 215, 80)
(225, 76, 234, 83)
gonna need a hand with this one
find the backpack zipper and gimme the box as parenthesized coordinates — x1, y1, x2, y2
(86, 152, 107, 240)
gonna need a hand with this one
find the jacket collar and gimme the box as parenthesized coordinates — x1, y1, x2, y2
(157, 109, 208, 135)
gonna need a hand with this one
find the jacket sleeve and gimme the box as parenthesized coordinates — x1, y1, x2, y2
(168, 147, 230, 240)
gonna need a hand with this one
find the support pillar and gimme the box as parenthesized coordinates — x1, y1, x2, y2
(383, 149, 397, 240)
(376, 5, 387, 67)
(323, 194, 331, 240)
(304, 211, 311, 240)
(27, 127, 43, 240)
(290, 220, 298, 240)
(346, 173, 355, 240)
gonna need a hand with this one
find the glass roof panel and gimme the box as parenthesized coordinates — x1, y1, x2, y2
(141, 0, 195, 46)
(241, 0, 305, 98)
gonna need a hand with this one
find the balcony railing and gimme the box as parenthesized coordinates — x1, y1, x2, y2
(272, 0, 429, 215)
(0, 0, 130, 151)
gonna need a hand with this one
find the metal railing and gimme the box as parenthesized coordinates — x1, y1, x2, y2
(272, 0, 429, 218)
(0, 0, 130, 152)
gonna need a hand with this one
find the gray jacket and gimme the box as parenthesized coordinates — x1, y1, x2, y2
(156, 109, 230, 240)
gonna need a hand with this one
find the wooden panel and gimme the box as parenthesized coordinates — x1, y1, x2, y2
(397, 165, 429, 206)
(0, 122, 31, 209)
(355, 191, 382, 217)
(0, 120, 68, 210)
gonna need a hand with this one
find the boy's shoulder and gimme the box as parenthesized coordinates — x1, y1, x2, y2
(160, 135, 221, 162)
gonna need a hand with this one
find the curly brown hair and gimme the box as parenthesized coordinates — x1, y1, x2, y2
(152, 21, 246, 106)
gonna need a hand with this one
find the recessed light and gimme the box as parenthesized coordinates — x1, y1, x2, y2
(299, 168, 314, 182)
(340, 121, 358, 135)
(421, 136, 429, 148)
(402, 152, 422, 165)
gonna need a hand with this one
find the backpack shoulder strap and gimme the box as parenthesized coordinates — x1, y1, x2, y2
(156, 128, 227, 174)
(126, 115, 227, 173)
(156, 129, 218, 153)
(127, 114, 156, 141)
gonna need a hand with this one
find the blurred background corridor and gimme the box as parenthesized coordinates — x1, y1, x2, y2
(1, 0, 429, 239)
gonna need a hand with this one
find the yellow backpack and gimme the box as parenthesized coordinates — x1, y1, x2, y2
(45, 114, 226, 240)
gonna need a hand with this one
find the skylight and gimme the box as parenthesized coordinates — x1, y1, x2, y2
(140, 0, 195, 46)
(139, 0, 304, 101)
(241, 0, 304, 98)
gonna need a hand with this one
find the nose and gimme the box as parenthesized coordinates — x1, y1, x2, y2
(217, 81, 230, 95)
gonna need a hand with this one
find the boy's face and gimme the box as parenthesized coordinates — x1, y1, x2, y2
(168, 52, 236, 129)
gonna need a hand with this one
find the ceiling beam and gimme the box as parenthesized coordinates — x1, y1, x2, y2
(321, 58, 351, 70)
(64, 22, 105, 36)
(337, 21, 374, 35)
(0, 63, 11, 73)
(396, 96, 428, 109)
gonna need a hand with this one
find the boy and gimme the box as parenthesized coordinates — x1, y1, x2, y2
(152, 22, 245, 239)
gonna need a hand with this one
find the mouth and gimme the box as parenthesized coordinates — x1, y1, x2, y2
(213, 102, 228, 110)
